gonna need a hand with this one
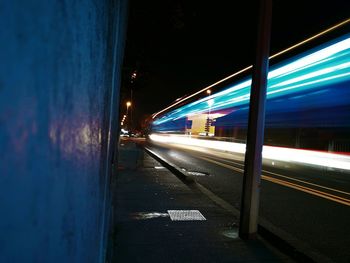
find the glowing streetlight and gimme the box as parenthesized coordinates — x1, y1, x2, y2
(206, 89, 211, 95)
(126, 101, 132, 114)
(125, 101, 132, 130)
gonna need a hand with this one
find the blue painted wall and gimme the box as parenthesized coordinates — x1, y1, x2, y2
(0, 1, 127, 262)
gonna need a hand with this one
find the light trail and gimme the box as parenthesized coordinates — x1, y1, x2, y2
(152, 18, 350, 121)
(149, 134, 350, 171)
(148, 137, 350, 206)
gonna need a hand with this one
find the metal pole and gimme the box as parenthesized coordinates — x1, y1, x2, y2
(130, 88, 133, 130)
(239, 0, 272, 239)
(126, 106, 129, 130)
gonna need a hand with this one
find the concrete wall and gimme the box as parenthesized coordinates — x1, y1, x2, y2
(0, 1, 127, 262)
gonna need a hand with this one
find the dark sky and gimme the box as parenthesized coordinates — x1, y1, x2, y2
(121, 0, 350, 128)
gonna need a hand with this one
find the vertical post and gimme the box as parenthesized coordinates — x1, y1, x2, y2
(239, 0, 272, 239)
(206, 89, 212, 136)
(130, 88, 133, 130)
(126, 101, 131, 130)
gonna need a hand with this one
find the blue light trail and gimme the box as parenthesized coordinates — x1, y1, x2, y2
(152, 34, 350, 130)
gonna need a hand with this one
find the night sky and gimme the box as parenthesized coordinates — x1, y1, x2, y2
(121, 0, 350, 129)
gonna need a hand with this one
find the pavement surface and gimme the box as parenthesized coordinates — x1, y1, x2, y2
(111, 138, 294, 263)
(146, 141, 350, 263)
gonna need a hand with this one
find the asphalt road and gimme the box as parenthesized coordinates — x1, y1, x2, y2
(147, 140, 350, 263)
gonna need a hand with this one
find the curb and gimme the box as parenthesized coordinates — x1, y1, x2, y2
(144, 147, 195, 184)
(143, 145, 328, 263)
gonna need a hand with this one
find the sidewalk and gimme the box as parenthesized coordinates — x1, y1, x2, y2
(111, 139, 293, 263)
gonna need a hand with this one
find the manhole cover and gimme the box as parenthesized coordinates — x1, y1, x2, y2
(167, 210, 206, 221)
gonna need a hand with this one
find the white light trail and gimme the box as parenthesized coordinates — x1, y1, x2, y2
(149, 134, 350, 171)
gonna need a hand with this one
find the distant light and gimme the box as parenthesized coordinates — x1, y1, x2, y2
(126, 101, 132, 107)
(131, 71, 137, 79)
(206, 89, 211, 95)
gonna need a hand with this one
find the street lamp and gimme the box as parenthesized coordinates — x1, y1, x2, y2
(126, 101, 132, 130)
(205, 90, 213, 136)
(122, 115, 126, 127)
(206, 99, 214, 136)
(126, 101, 131, 114)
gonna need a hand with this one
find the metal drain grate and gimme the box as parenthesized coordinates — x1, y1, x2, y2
(167, 210, 206, 221)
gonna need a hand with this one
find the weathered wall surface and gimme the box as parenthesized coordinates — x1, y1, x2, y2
(0, 1, 127, 262)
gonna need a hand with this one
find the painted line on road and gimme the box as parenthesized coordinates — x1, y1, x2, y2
(206, 154, 350, 197)
(198, 156, 350, 207)
(145, 145, 333, 263)
(154, 141, 350, 198)
(262, 169, 350, 197)
(262, 175, 350, 207)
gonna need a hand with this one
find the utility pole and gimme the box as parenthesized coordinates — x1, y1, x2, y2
(130, 71, 136, 131)
(126, 101, 131, 130)
(239, 0, 272, 239)
(205, 89, 212, 136)
(130, 88, 133, 130)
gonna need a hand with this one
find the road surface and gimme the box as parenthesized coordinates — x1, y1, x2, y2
(147, 139, 350, 262)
